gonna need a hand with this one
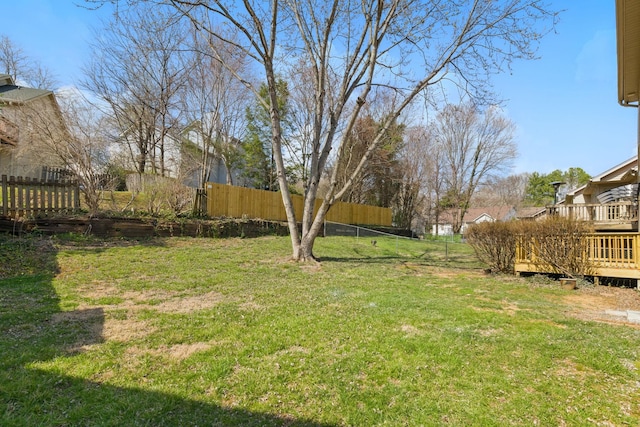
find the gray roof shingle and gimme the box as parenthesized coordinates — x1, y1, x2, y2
(0, 73, 53, 104)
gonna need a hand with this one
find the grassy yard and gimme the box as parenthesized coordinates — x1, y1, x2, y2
(1, 234, 639, 426)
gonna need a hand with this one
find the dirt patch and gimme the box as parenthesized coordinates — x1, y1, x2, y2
(471, 297, 523, 316)
(54, 286, 227, 350)
(565, 286, 640, 310)
(103, 317, 156, 342)
(239, 299, 264, 311)
(132, 342, 214, 360)
(81, 284, 225, 314)
(50, 307, 160, 351)
(51, 307, 104, 325)
(564, 285, 640, 328)
(51, 307, 105, 352)
(400, 324, 423, 337)
(429, 267, 485, 279)
(300, 262, 323, 273)
(554, 358, 593, 380)
(151, 291, 225, 314)
(120, 342, 212, 371)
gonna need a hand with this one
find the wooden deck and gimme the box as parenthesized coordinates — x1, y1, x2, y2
(547, 202, 638, 231)
(0, 116, 19, 146)
(515, 232, 640, 280)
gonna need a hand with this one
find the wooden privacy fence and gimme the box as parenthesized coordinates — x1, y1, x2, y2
(206, 182, 392, 226)
(1, 175, 81, 218)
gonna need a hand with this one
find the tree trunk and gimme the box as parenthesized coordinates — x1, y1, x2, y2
(225, 167, 233, 185)
(297, 234, 317, 261)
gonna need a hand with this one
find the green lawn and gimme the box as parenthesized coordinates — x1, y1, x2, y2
(1, 234, 639, 426)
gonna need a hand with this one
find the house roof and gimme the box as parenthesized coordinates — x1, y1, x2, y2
(432, 210, 456, 225)
(462, 206, 515, 224)
(590, 155, 637, 183)
(616, 0, 640, 106)
(515, 206, 546, 219)
(0, 73, 53, 105)
(567, 155, 637, 197)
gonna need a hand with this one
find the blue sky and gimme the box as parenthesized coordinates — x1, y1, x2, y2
(1, 0, 636, 177)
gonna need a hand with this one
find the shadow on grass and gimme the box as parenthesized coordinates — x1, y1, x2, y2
(318, 255, 406, 264)
(319, 251, 483, 268)
(319, 256, 484, 273)
(0, 238, 335, 427)
(51, 233, 173, 249)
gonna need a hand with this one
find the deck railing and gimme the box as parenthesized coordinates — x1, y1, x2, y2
(0, 116, 19, 145)
(515, 233, 640, 279)
(547, 201, 638, 224)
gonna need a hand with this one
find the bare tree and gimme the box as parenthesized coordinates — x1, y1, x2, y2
(395, 123, 442, 236)
(102, 0, 558, 260)
(180, 29, 252, 188)
(22, 89, 112, 215)
(286, 60, 321, 191)
(0, 35, 28, 81)
(337, 111, 403, 208)
(82, 5, 188, 180)
(393, 126, 428, 230)
(0, 34, 58, 89)
(396, 124, 449, 235)
(435, 103, 518, 233)
(472, 173, 530, 208)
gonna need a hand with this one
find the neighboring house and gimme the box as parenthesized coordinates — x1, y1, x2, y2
(114, 126, 182, 180)
(0, 74, 65, 179)
(460, 206, 517, 234)
(180, 124, 247, 188)
(564, 156, 637, 205)
(551, 156, 638, 231)
(431, 210, 456, 236)
(515, 206, 547, 221)
(114, 120, 249, 189)
(516, 155, 640, 283)
(516, 2, 640, 285)
(431, 206, 516, 235)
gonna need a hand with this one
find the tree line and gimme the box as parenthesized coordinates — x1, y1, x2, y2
(1, 0, 561, 260)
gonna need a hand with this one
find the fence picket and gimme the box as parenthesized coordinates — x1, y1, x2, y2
(0, 175, 80, 218)
(17, 176, 24, 217)
(1, 175, 6, 217)
(205, 182, 392, 226)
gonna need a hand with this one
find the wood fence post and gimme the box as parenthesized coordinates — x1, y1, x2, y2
(47, 181, 53, 215)
(74, 181, 80, 211)
(39, 179, 45, 217)
(60, 180, 67, 212)
(25, 177, 32, 217)
(0, 175, 79, 219)
(9, 176, 16, 217)
(16, 176, 24, 218)
(1, 175, 7, 217)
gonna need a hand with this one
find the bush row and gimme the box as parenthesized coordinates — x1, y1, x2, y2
(465, 217, 594, 277)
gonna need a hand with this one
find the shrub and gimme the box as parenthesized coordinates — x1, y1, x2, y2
(467, 217, 596, 278)
(465, 221, 524, 273)
(521, 216, 595, 279)
(124, 174, 194, 216)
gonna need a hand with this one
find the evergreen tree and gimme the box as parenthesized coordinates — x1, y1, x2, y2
(242, 79, 290, 190)
(524, 167, 590, 206)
